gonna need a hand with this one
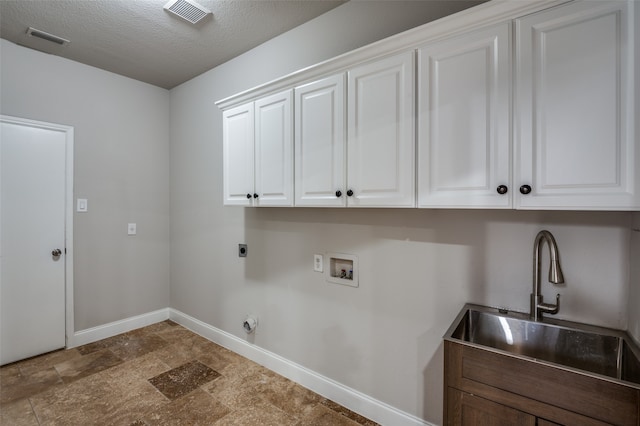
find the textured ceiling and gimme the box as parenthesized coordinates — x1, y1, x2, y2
(0, 0, 347, 89)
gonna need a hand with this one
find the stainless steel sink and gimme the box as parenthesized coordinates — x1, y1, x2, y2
(445, 304, 640, 388)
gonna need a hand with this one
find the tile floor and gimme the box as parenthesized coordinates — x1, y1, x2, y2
(0, 320, 379, 425)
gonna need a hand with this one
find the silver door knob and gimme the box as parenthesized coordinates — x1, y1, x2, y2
(52, 249, 62, 257)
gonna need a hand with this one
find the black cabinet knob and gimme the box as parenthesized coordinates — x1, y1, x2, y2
(335, 190, 342, 197)
(519, 185, 532, 195)
(346, 189, 354, 197)
(496, 185, 508, 195)
(246, 193, 252, 199)
(253, 193, 259, 199)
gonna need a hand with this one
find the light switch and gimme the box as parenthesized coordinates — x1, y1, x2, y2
(77, 198, 88, 212)
(127, 223, 137, 236)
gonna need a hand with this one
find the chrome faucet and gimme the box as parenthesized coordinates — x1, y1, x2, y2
(531, 230, 564, 321)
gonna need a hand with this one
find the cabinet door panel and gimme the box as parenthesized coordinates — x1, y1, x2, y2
(348, 51, 415, 207)
(516, 0, 638, 209)
(223, 103, 254, 206)
(418, 23, 511, 208)
(447, 388, 536, 426)
(255, 90, 293, 206)
(295, 74, 346, 207)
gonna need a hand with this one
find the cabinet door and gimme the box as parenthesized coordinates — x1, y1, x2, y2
(447, 388, 536, 426)
(223, 102, 254, 206)
(347, 51, 415, 207)
(516, 0, 638, 210)
(418, 23, 511, 208)
(255, 89, 293, 206)
(295, 74, 346, 207)
(537, 420, 563, 426)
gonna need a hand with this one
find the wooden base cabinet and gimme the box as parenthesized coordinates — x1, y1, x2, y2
(444, 341, 640, 426)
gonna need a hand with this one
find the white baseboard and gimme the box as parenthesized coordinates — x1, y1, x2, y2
(68, 308, 170, 348)
(169, 308, 433, 426)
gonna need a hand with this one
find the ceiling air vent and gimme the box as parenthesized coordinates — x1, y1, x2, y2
(164, 0, 212, 24)
(26, 27, 70, 46)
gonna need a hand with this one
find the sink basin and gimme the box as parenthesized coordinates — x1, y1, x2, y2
(445, 304, 640, 387)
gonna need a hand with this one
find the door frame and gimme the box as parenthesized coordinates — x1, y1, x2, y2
(1, 114, 75, 349)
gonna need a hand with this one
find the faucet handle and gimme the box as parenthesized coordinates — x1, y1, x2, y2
(538, 293, 560, 315)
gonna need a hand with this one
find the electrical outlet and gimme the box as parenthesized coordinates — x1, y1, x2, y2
(313, 254, 323, 272)
(238, 244, 247, 257)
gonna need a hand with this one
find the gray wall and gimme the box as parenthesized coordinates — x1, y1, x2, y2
(1, 0, 637, 423)
(1, 39, 171, 331)
(169, 2, 635, 423)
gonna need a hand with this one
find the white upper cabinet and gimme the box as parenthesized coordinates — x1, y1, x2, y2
(295, 74, 346, 207)
(515, 0, 639, 210)
(255, 90, 294, 206)
(220, 0, 638, 211)
(223, 102, 254, 206)
(348, 51, 415, 207)
(223, 89, 293, 206)
(417, 23, 511, 208)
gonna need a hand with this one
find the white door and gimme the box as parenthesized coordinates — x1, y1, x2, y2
(223, 102, 255, 206)
(418, 23, 511, 208)
(515, 0, 638, 210)
(295, 74, 346, 207)
(348, 51, 415, 207)
(255, 89, 294, 206)
(1, 116, 71, 365)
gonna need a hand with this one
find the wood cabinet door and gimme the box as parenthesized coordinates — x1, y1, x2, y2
(515, 0, 638, 210)
(295, 74, 346, 207)
(347, 51, 415, 207)
(537, 420, 563, 426)
(418, 23, 511, 208)
(447, 388, 536, 426)
(255, 89, 293, 206)
(223, 102, 254, 206)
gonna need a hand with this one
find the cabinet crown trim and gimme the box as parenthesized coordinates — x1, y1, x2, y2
(215, 0, 570, 110)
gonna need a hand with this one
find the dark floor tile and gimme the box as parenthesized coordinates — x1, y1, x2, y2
(148, 360, 220, 400)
